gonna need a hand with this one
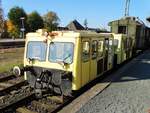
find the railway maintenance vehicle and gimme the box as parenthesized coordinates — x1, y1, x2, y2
(13, 16, 150, 97)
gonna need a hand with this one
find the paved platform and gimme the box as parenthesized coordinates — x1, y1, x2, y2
(59, 50, 150, 113)
(76, 50, 150, 113)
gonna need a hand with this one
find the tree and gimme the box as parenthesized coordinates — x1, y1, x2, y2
(0, 2, 4, 37)
(8, 6, 27, 38)
(6, 20, 18, 38)
(83, 19, 88, 30)
(43, 11, 59, 32)
(8, 6, 27, 28)
(27, 11, 44, 32)
(0, 8, 3, 32)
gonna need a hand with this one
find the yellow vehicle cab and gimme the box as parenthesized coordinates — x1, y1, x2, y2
(109, 16, 146, 51)
(112, 33, 133, 64)
(23, 29, 115, 95)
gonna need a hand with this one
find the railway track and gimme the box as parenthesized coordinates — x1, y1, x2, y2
(0, 39, 25, 49)
(16, 95, 71, 113)
(0, 73, 73, 113)
(0, 73, 14, 82)
(0, 73, 33, 112)
(0, 73, 25, 90)
(0, 72, 101, 113)
(1, 87, 72, 113)
(0, 73, 26, 95)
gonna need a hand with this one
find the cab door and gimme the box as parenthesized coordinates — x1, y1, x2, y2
(97, 39, 104, 76)
(90, 40, 98, 80)
(107, 38, 114, 70)
(81, 40, 90, 86)
(104, 38, 109, 71)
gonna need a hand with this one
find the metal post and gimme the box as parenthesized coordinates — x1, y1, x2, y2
(20, 17, 25, 38)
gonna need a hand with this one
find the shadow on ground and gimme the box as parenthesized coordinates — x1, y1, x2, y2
(104, 51, 150, 83)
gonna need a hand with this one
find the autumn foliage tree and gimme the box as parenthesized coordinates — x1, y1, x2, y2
(0, 2, 6, 38)
(8, 6, 27, 28)
(6, 20, 18, 38)
(43, 11, 59, 32)
(27, 11, 44, 32)
(6, 6, 60, 38)
(8, 6, 27, 38)
(0, 7, 4, 33)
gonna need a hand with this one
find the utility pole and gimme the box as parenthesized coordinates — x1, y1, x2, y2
(125, 0, 130, 16)
(84, 19, 88, 30)
(0, 0, 4, 37)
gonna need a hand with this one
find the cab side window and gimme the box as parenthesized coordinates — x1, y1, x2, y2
(109, 39, 113, 52)
(98, 40, 103, 57)
(92, 40, 98, 59)
(105, 39, 109, 50)
(129, 38, 133, 49)
(114, 39, 119, 48)
(82, 41, 90, 61)
(123, 38, 127, 50)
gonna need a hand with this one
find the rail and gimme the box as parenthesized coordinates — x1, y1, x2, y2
(0, 39, 25, 49)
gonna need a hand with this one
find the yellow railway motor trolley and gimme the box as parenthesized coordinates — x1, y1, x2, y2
(20, 29, 115, 95)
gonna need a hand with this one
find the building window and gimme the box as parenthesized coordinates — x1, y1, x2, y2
(118, 26, 127, 34)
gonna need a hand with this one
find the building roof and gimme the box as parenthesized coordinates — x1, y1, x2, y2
(57, 20, 109, 33)
(66, 20, 85, 30)
(108, 16, 144, 26)
(146, 17, 150, 22)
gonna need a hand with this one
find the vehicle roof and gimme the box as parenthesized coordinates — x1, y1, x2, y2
(26, 29, 113, 38)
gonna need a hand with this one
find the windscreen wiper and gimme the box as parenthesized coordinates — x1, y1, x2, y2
(63, 54, 71, 62)
(28, 57, 41, 63)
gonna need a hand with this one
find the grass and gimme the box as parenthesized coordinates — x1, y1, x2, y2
(0, 48, 24, 73)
